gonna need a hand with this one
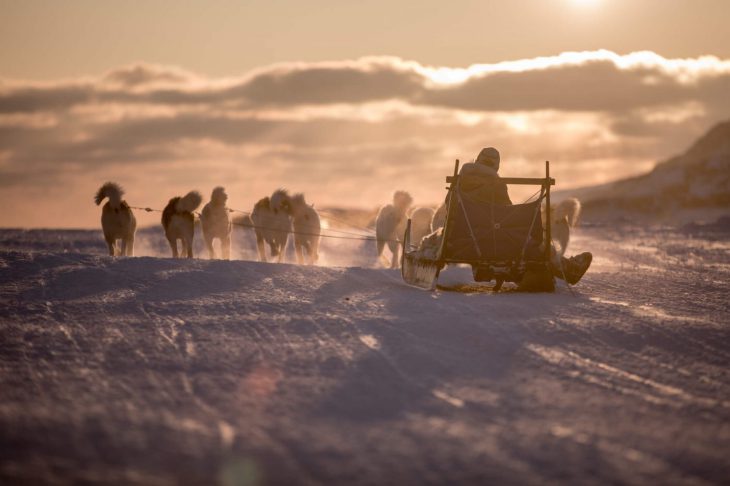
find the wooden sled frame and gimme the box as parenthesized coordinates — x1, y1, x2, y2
(401, 160, 555, 291)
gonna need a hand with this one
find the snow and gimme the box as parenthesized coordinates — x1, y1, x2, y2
(1, 224, 729, 484)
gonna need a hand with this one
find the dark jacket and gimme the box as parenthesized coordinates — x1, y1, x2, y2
(458, 162, 512, 205)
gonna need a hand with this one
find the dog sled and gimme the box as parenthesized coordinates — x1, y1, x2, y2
(401, 160, 555, 292)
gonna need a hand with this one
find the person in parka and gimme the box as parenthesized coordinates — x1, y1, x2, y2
(458, 147, 512, 205)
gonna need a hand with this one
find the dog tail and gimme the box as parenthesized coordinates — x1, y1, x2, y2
(95, 182, 124, 208)
(554, 198, 581, 228)
(176, 191, 202, 213)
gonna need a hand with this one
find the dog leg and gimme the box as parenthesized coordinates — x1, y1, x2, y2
(387, 240, 400, 269)
(105, 236, 116, 256)
(273, 242, 285, 263)
(279, 235, 289, 263)
(376, 239, 385, 258)
(205, 236, 215, 259)
(125, 235, 135, 257)
(552, 216, 570, 258)
(186, 238, 194, 259)
(168, 237, 178, 258)
(311, 240, 319, 265)
(222, 235, 231, 260)
(302, 242, 312, 265)
(257, 237, 267, 262)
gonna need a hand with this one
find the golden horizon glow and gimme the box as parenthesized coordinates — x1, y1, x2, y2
(1, 0, 729, 228)
(570, 0, 602, 7)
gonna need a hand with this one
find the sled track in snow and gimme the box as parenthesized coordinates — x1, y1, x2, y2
(1, 226, 729, 484)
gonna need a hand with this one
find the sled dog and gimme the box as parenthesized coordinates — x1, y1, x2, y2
(245, 196, 292, 263)
(200, 186, 232, 259)
(431, 202, 447, 232)
(408, 207, 435, 247)
(95, 182, 137, 256)
(550, 198, 581, 257)
(375, 191, 413, 268)
(162, 191, 202, 258)
(270, 189, 320, 265)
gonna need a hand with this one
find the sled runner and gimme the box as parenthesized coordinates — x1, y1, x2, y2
(401, 160, 555, 292)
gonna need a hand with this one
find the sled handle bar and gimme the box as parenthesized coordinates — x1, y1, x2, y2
(445, 176, 555, 186)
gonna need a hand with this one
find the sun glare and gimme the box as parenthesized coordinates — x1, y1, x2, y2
(570, 0, 601, 6)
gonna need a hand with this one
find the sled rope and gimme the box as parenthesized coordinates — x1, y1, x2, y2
(223, 207, 375, 238)
(128, 205, 401, 244)
(229, 220, 399, 243)
(226, 206, 377, 237)
(129, 206, 162, 213)
(226, 207, 251, 215)
(316, 208, 377, 235)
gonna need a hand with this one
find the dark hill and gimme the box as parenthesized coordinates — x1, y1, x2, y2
(573, 120, 730, 223)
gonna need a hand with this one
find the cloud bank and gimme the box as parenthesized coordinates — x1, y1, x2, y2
(1, 50, 728, 227)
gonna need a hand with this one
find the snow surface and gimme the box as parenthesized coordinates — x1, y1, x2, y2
(1, 224, 729, 485)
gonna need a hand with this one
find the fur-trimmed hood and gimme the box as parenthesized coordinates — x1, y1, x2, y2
(458, 162, 512, 205)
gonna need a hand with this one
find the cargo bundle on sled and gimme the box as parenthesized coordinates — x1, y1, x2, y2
(401, 160, 555, 292)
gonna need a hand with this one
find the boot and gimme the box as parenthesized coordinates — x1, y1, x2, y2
(563, 252, 592, 285)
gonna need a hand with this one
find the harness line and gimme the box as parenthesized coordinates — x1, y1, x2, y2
(128, 205, 402, 245)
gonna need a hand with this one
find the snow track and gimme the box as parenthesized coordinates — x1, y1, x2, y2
(0, 226, 729, 484)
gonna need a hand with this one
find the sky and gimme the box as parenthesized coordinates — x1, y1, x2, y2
(1, 0, 730, 228)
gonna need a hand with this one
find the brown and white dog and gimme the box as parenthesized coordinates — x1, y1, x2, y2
(200, 187, 232, 260)
(270, 189, 320, 265)
(95, 182, 137, 256)
(245, 196, 292, 263)
(161, 191, 202, 258)
(375, 190, 413, 268)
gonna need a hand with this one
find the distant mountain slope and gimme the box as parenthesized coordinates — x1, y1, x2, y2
(572, 120, 730, 222)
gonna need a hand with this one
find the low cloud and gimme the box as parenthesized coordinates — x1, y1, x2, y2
(0, 50, 728, 227)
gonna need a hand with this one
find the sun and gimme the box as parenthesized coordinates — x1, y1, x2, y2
(570, 0, 601, 6)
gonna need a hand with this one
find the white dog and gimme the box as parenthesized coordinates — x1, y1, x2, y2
(375, 191, 413, 268)
(95, 182, 136, 256)
(161, 191, 202, 258)
(550, 198, 582, 258)
(431, 202, 447, 232)
(270, 189, 320, 265)
(408, 207, 435, 248)
(200, 187, 232, 260)
(244, 196, 292, 263)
